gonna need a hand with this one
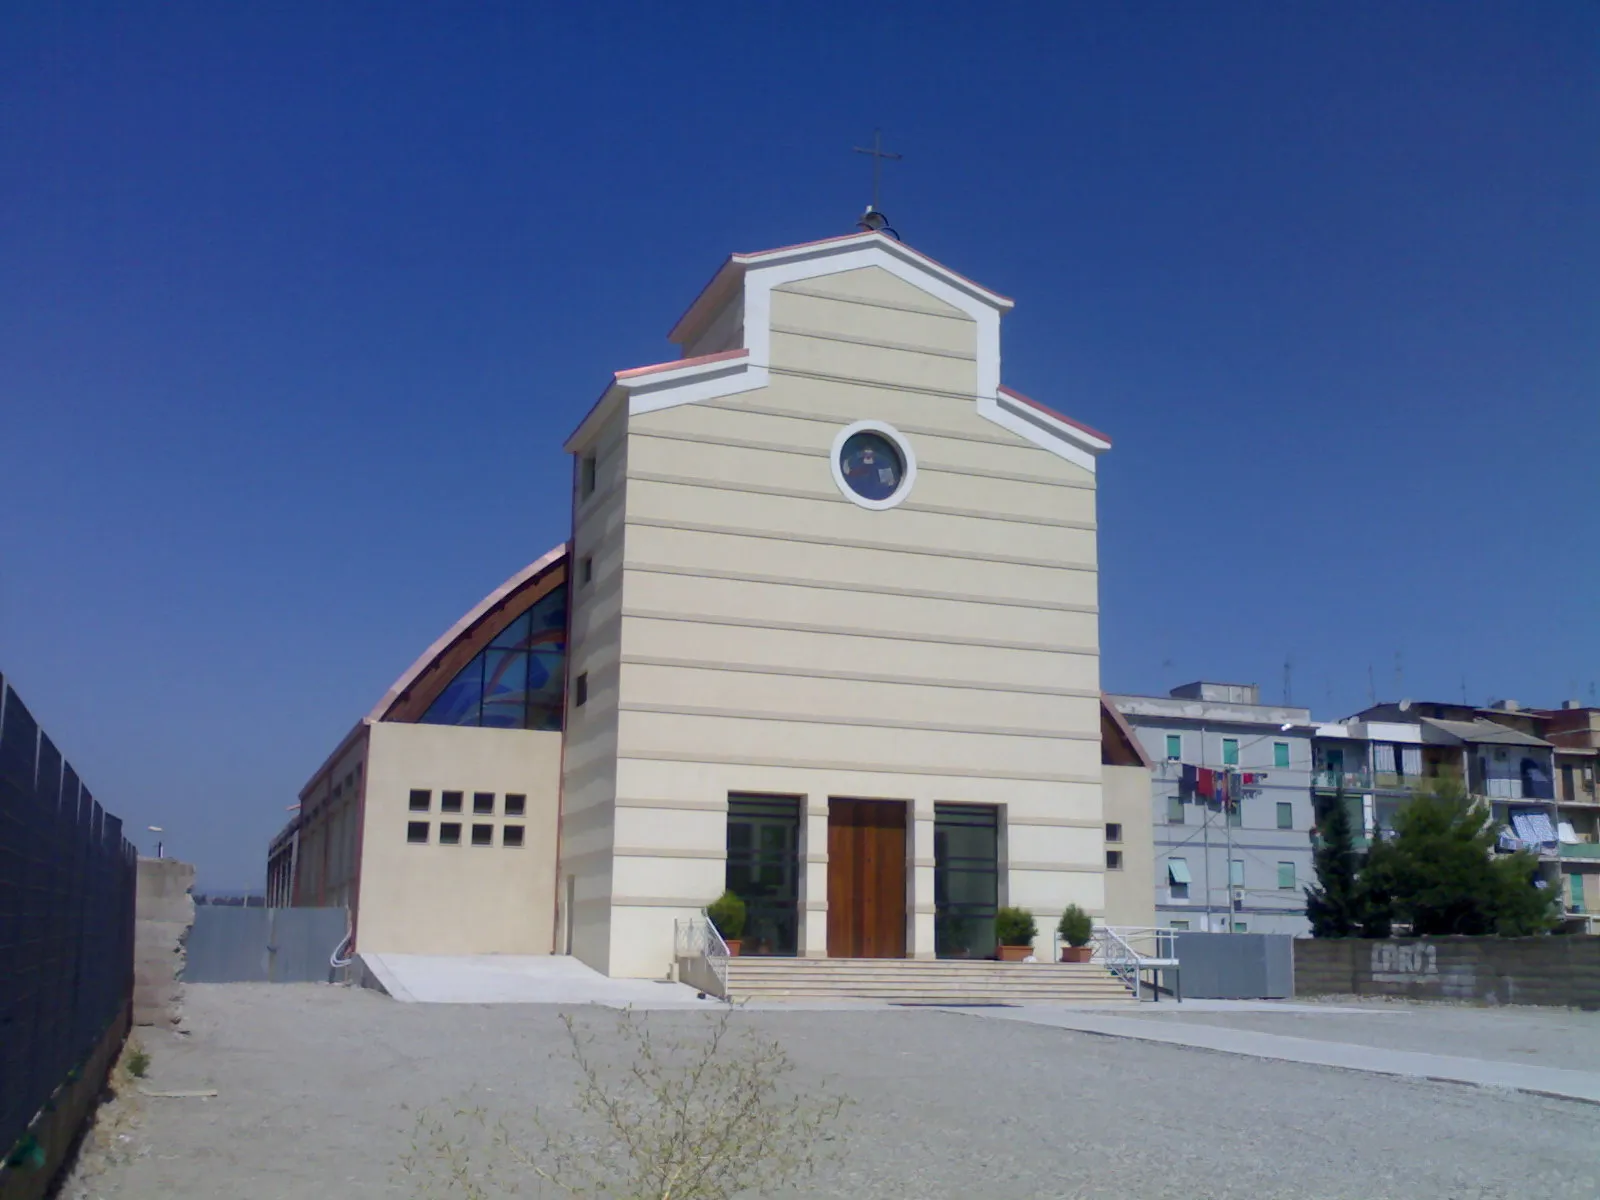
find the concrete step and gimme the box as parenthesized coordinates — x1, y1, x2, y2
(723, 957, 1135, 1004)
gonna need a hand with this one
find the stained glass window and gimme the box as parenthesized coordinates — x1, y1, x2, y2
(838, 431, 905, 501)
(419, 584, 567, 730)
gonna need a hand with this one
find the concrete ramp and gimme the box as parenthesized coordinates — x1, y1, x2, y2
(356, 953, 711, 1007)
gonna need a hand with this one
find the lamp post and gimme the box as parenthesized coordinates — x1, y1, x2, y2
(148, 825, 164, 859)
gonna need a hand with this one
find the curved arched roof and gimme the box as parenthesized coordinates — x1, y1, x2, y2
(368, 543, 568, 724)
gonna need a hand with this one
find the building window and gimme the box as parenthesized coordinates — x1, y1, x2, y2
(473, 792, 495, 815)
(406, 821, 429, 844)
(439, 822, 462, 845)
(1167, 858, 1191, 900)
(1232, 921, 1249, 933)
(1105, 849, 1123, 870)
(580, 455, 597, 498)
(1105, 823, 1122, 843)
(1276, 801, 1294, 829)
(419, 585, 568, 733)
(471, 824, 494, 847)
(441, 791, 464, 813)
(1274, 741, 1290, 769)
(1165, 734, 1182, 761)
(503, 825, 525, 848)
(505, 793, 526, 817)
(1170, 919, 1191, 931)
(1167, 795, 1185, 824)
(1222, 738, 1239, 766)
(1227, 802, 1242, 828)
(409, 789, 431, 812)
(830, 420, 917, 510)
(1277, 861, 1297, 890)
(575, 673, 588, 707)
(580, 555, 594, 586)
(1230, 859, 1244, 887)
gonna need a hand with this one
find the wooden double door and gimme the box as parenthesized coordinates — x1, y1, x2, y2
(827, 799, 907, 959)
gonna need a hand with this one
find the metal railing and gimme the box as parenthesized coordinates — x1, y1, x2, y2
(1311, 770, 1372, 790)
(673, 911, 731, 998)
(1090, 925, 1181, 1002)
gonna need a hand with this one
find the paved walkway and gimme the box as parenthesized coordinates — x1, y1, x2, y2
(359, 953, 711, 1006)
(956, 1005, 1600, 1105)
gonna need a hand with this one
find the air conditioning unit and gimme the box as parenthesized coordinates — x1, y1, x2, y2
(1232, 887, 1246, 906)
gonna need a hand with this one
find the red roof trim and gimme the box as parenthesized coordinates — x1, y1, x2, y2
(614, 348, 749, 380)
(998, 385, 1112, 446)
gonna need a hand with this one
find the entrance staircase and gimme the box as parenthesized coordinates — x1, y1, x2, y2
(724, 957, 1137, 1005)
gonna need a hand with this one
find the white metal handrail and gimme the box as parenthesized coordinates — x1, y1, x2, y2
(673, 911, 731, 997)
(1090, 925, 1180, 1001)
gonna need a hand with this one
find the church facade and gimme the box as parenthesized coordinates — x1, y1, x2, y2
(268, 229, 1122, 978)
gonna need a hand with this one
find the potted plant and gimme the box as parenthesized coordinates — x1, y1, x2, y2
(994, 906, 1037, 962)
(707, 889, 747, 956)
(1057, 904, 1094, 962)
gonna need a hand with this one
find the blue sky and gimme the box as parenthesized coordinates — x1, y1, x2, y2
(4, 3, 1595, 887)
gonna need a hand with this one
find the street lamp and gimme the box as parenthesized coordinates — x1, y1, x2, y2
(148, 825, 164, 859)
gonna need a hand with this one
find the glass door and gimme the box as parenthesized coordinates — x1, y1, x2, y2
(934, 804, 999, 959)
(725, 795, 800, 956)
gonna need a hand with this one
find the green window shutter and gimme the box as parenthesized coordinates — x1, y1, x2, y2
(1276, 802, 1293, 829)
(1222, 738, 1239, 766)
(1274, 742, 1290, 769)
(1229, 859, 1244, 886)
(1166, 734, 1181, 760)
(1167, 795, 1185, 824)
(1277, 861, 1296, 890)
(1569, 873, 1585, 911)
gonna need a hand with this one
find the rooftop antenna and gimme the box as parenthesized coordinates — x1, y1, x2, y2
(1393, 650, 1404, 697)
(1366, 664, 1376, 705)
(1282, 655, 1293, 706)
(854, 129, 902, 239)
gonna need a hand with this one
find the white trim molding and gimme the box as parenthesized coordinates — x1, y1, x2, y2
(829, 419, 918, 511)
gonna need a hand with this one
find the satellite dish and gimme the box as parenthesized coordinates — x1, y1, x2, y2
(1399, 698, 1413, 712)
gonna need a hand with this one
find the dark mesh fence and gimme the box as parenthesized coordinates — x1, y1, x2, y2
(0, 672, 136, 1162)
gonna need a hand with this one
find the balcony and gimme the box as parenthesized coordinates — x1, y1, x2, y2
(1557, 787, 1600, 808)
(1311, 770, 1372, 791)
(1373, 772, 1429, 793)
(1473, 776, 1555, 802)
(1559, 842, 1600, 861)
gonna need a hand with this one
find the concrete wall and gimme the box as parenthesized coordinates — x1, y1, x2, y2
(356, 722, 561, 955)
(1295, 937, 1600, 1009)
(1102, 763, 1154, 927)
(293, 729, 368, 910)
(580, 262, 1104, 978)
(133, 858, 194, 1027)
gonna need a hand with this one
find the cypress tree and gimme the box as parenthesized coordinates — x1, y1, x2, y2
(1305, 789, 1362, 937)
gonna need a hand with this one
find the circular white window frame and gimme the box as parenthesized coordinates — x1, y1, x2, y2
(830, 420, 917, 511)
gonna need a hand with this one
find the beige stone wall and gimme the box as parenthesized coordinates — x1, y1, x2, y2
(561, 408, 629, 973)
(356, 722, 561, 955)
(1102, 764, 1155, 928)
(595, 264, 1103, 976)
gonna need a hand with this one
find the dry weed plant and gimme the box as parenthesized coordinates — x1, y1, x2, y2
(399, 1006, 848, 1199)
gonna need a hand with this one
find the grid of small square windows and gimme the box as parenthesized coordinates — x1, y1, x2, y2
(405, 790, 532, 849)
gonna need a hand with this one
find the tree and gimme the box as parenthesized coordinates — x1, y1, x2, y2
(1378, 775, 1557, 937)
(1305, 789, 1363, 937)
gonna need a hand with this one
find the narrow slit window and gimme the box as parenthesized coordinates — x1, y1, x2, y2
(575, 673, 588, 707)
(1105, 823, 1122, 843)
(1105, 849, 1123, 870)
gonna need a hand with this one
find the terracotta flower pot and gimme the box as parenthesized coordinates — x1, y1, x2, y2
(724, 939, 742, 957)
(1060, 946, 1093, 963)
(996, 944, 1033, 962)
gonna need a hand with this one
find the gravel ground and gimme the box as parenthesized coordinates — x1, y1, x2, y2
(67, 984, 1599, 1200)
(1120, 999, 1600, 1073)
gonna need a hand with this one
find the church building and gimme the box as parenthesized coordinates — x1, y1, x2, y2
(267, 224, 1126, 978)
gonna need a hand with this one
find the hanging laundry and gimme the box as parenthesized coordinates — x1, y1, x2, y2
(1196, 768, 1215, 799)
(1180, 764, 1197, 800)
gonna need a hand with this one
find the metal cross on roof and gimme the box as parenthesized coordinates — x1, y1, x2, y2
(853, 129, 902, 213)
